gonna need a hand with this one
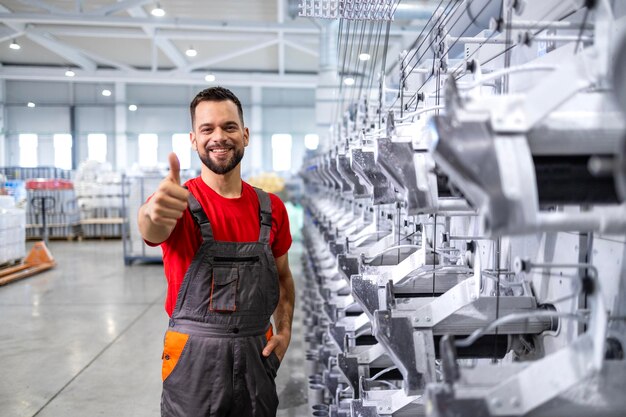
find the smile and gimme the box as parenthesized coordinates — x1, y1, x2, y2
(208, 148, 232, 154)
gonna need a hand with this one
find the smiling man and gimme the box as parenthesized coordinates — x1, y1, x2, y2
(138, 87, 295, 417)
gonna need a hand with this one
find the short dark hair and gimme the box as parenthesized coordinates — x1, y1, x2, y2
(190, 86, 244, 127)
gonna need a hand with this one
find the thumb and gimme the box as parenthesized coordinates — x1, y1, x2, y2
(168, 152, 181, 185)
(263, 338, 277, 357)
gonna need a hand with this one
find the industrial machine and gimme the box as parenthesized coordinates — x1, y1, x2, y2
(299, 0, 626, 416)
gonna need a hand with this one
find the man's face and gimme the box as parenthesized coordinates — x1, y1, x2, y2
(191, 100, 249, 175)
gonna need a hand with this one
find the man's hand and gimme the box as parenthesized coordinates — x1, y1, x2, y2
(138, 153, 189, 244)
(263, 332, 291, 362)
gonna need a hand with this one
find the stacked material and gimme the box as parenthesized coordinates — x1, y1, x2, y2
(0, 196, 26, 265)
(25, 179, 80, 239)
(75, 162, 126, 238)
(123, 174, 164, 264)
(123, 170, 195, 264)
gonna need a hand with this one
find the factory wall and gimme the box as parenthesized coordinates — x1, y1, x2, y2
(1, 80, 316, 177)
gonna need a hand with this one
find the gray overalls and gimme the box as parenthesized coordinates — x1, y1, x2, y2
(161, 188, 281, 417)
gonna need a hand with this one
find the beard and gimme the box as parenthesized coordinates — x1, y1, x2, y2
(198, 145, 244, 175)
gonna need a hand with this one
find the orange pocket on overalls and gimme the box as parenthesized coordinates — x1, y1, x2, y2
(162, 330, 189, 381)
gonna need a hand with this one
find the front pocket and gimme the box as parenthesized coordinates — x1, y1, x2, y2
(209, 266, 239, 312)
(162, 330, 189, 382)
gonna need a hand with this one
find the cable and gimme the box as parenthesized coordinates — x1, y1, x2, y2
(575, 0, 594, 53)
(367, 366, 398, 381)
(404, 0, 493, 110)
(481, 4, 582, 68)
(394, 266, 472, 288)
(455, 311, 588, 348)
(456, 64, 557, 89)
(386, 0, 448, 75)
(362, 244, 420, 263)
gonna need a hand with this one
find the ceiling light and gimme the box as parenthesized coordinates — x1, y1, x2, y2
(65, 69, 75, 77)
(204, 74, 216, 82)
(9, 40, 20, 50)
(101, 89, 112, 97)
(128, 104, 138, 111)
(27, 102, 35, 108)
(343, 77, 355, 86)
(359, 53, 371, 61)
(185, 47, 197, 57)
(151, 3, 165, 17)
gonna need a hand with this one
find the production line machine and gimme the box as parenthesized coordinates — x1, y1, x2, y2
(299, 0, 626, 416)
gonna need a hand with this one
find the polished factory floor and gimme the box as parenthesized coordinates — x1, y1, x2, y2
(0, 239, 308, 417)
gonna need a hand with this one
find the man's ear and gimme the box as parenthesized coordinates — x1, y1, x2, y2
(243, 127, 250, 147)
(190, 131, 197, 151)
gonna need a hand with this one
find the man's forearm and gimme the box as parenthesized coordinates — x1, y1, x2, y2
(274, 272, 295, 335)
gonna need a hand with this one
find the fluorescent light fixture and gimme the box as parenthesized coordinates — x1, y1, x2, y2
(204, 74, 216, 82)
(27, 102, 35, 108)
(65, 69, 75, 77)
(9, 40, 20, 50)
(185, 47, 197, 57)
(101, 89, 112, 97)
(343, 77, 355, 86)
(359, 53, 371, 61)
(151, 3, 165, 17)
(128, 104, 138, 111)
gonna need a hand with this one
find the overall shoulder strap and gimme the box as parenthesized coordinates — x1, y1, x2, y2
(186, 188, 214, 241)
(253, 187, 272, 244)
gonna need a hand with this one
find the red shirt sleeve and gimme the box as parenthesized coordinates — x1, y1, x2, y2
(269, 194, 292, 258)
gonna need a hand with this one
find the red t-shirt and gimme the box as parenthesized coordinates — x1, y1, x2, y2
(149, 178, 292, 316)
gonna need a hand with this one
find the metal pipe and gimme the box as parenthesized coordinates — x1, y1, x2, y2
(491, 18, 595, 31)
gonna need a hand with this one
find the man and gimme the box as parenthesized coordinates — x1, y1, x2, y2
(138, 87, 295, 417)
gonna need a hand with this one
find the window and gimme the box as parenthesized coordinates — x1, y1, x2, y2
(304, 133, 320, 150)
(138, 133, 158, 167)
(19, 134, 38, 168)
(53, 134, 72, 170)
(87, 133, 107, 163)
(172, 133, 191, 170)
(271, 134, 292, 172)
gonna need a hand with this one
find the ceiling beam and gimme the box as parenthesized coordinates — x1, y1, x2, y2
(24, 30, 97, 71)
(126, 6, 187, 69)
(283, 39, 319, 57)
(0, 5, 97, 72)
(0, 12, 427, 35)
(277, 0, 285, 75)
(180, 39, 279, 73)
(0, 12, 324, 34)
(0, 28, 23, 44)
(88, 0, 153, 16)
(16, 0, 68, 15)
(0, 65, 318, 88)
(31, 25, 320, 43)
(69, 44, 137, 72)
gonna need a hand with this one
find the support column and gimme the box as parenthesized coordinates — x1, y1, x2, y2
(316, 20, 339, 151)
(248, 85, 264, 175)
(114, 82, 128, 171)
(0, 80, 5, 167)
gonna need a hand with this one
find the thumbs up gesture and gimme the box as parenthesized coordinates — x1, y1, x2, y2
(145, 153, 190, 229)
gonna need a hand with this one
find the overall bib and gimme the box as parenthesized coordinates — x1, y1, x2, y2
(161, 188, 281, 417)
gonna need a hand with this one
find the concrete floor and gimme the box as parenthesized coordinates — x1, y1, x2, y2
(0, 239, 308, 417)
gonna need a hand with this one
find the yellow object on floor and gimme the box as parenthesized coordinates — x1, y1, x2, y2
(247, 172, 286, 194)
